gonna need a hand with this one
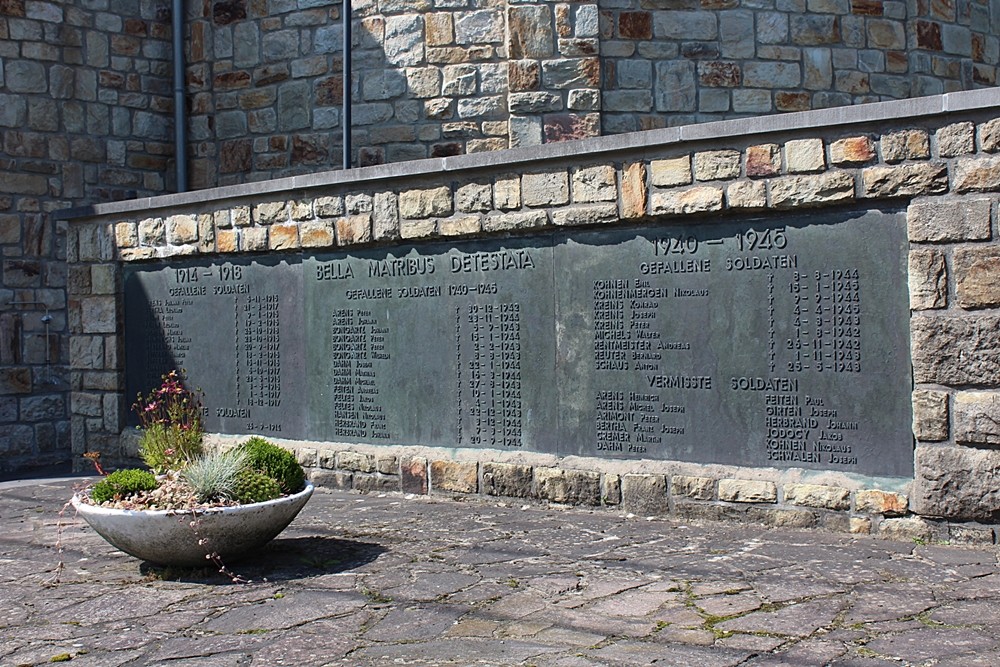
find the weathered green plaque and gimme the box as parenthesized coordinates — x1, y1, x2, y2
(302, 238, 558, 451)
(123, 208, 912, 477)
(554, 208, 912, 476)
(124, 257, 307, 438)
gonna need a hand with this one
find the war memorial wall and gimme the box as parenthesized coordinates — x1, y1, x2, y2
(63, 90, 1000, 541)
(122, 210, 911, 475)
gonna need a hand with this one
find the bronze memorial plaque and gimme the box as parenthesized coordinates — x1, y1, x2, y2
(124, 257, 307, 438)
(302, 237, 559, 452)
(124, 207, 912, 477)
(553, 208, 912, 477)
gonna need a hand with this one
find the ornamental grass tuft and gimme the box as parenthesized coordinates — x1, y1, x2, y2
(181, 448, 249, 502)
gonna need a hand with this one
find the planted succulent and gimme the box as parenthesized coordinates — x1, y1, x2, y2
(232, 469, 283, 504)
(133, 370, 206, 473)
(80, 438, 305, 511)
(77, 372, 307, 511)
(72, 372, 313, 569)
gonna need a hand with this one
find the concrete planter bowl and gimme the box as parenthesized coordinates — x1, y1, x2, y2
(71, 482, 314, 567)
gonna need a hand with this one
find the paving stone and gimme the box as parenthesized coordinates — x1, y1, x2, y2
(694, 591, 763, 618)
(357, 636, 563, 664)
(587, 640, 749, 666)
(864, 628, 999, 663)
(3, 482, 1000, 665)
(717, 598, 845, 637)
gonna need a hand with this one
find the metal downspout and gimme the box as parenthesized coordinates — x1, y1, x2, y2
(173, 0, 188, 192)
(343, 0, 351, 170)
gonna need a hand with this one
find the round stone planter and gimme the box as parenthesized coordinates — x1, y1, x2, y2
(71, 482, 314, 567)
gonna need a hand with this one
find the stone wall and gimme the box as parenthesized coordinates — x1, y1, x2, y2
(185, 0, 1000, 188)
(64, 89, 1000, 541)
(0, 0, 174, 473)
(3, 0, 999, 476)
(599, 0, 1000, 133)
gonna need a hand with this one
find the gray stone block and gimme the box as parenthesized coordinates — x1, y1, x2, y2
(654, 61, 696, 112)
(4, 60, 46, 93)
(442, 65, 477, 98)
(653, 10, 717, 40)
(906, 199, 991, 242)
(482, 462, 532, 497)
(215, 110, 248, 140)
(732, 88, 771, 113)
(0, 94, 27, 128)
(277, 81, 311, 131)
(362, 71, 408, 101)
(541, 58, 599, 89)
(313, 25, 342, 54)
(720, 10, 754, 59)
(454, 10, 503, 45)
(508, 92, 561, 114)
(757, 11, 788, 44)
(908, 248, 947, 311)
(621, 474, 669, 515)
(385, 15, 424, 67)
(913, 445, 1000, 520)
(743, 61, 801, 88)
(616, 59, 651, 89)
(263, 30, 299, 62)
(507, 5, 553, 59)
(954, 392, 1000, 445)
(912, 315, 1000, 386)
(603, 90, 652, 113)
(535, 467, 600, 505)
(233, 22, 259, 67)
(508, 115, 542, 147)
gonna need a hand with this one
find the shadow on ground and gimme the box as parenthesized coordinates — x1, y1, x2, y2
(138, 536, 387, 583)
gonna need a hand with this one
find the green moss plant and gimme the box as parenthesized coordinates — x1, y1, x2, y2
(238, 437, 305, 493)
(90, 469, 158, 504)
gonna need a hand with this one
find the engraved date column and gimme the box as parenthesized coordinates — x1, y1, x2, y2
(238, 293, 283, 431)
(497, 303, 522, 448)
(460, 301, 523, 448)
(466, 304, 495, 446)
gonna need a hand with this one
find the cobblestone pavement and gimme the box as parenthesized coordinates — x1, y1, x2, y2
(3, 478, 1000, 667)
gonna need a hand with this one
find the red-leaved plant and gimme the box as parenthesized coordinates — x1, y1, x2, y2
(132, 370, 205, 473)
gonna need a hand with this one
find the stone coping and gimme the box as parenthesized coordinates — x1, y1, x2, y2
(56, 89, 1000, 222)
